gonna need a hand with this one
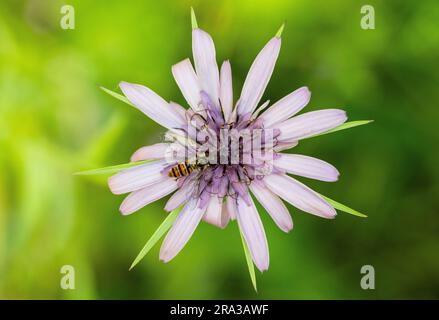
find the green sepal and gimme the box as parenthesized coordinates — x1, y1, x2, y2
(321, 194, 367, 218)
(100, 86, 134, 107)
(74, 160, 153, 176)
(130, 207, 182, 270)
(308, 120, 373, 139)
(240, 231, 257, 292)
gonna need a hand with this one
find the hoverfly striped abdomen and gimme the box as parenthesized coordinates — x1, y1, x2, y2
(168, 161, 195, 178)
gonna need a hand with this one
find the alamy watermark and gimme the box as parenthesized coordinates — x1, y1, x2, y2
(360, 5, 375, 30)
(60, 5, 75, 30)
(60, 265, 75, 290)
(163, 116, 276, 176)
(360, 265, 375, 290)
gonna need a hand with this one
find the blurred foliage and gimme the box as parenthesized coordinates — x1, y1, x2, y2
(0, 0, 438, 299)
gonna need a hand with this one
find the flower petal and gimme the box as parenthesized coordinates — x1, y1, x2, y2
(274, 153, 339, 182)
(273, 140, 298, 152)
(236, 197, 269, 272)
(160, 199, 206, 262)
(261, 86, 311, 128)
(130, 143, 170, 162)
(220, 60, 233, 122)
(164, 178, 195, 211)
(119, 81, 186, 129)
(192, 28, 220, 107)
(108, 160, 167, 195)
(120, 178, 178, 215)
(250, 182, 293, 232)
(203, 194, 230, 228)
(277, 109, 347, 141)
(264, 174, 336, 219)
(237, 37, 281, 116)
(226, 196, 237, 220)
(169, 101, 187, 121)
(172, 58, 201, 110)
(250, 100, 270, 120)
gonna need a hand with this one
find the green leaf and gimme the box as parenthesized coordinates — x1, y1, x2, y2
(308, 120, 373, 139)
(130, 207, 181, 270)
(74, 160, 153, 176)
(240, 231, 257, 292)
(321, 195, 367, 218)
(100, 86, 134, 107)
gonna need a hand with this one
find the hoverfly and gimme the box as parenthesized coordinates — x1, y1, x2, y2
(167, 154, 209, 179)
(168, 160, 196, 178)
(164, 124, 210, 179)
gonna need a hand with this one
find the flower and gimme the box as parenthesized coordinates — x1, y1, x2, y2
(107, 14, 347, 272)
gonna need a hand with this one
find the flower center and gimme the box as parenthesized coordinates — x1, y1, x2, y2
(164, 101, 280, 207)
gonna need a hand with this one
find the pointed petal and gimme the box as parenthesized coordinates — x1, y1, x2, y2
(274, 154, 339, 182)
(250, 182, 293, 232)
(160, 199, 206, 262)
(277, 109, 347, 141)
(220, 60, 233, 121)
(236, 197, 269, 272)
(276, 23, 285, 38)
(191, 7, 198, 29)
(264, 174, 336, 219)
(169, 101, 187, 121)
(192, 28, 220, 106)
(120, 179, 178, 215)
(220, 200, 231, 221)
(203, 194, 229, 228)
(226, 196, 237, 220)
(130, 143, 170, 162)
(172, 58, 201, 110)
(108, 160, 167, 195)
(261, 87, 311, 128)
(237, 37, 281, 116)
(251, 100, 270, 120)
(119, 81, 186, 129)
(273, 140, 298, 152)
(164, 178, 196, 211)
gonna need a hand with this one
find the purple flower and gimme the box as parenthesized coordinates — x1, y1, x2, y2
(108, 17, 348, 272)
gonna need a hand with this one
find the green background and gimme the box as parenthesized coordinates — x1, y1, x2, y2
(0, 0, 438, 299)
